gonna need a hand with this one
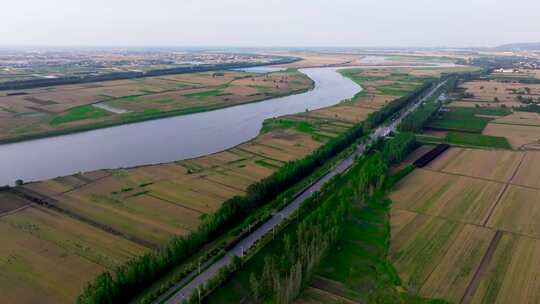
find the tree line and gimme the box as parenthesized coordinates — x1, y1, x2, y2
(246, 133, 417, 303)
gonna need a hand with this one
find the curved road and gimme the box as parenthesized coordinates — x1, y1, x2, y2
(160, 79, 448, 304)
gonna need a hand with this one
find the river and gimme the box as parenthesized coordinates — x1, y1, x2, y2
(0, 66, 363, 186)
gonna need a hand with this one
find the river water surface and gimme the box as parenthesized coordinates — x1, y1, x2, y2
(0, 67, 364, 186)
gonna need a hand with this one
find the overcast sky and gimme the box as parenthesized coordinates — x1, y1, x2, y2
(2, 0, 539, 48)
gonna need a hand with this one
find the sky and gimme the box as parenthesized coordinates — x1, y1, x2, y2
(1, 0, 539, 48)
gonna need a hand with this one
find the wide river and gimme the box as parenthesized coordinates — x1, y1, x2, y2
(0, 66, 365, 186)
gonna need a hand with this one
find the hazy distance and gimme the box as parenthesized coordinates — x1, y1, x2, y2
(1, 0, 540, 48)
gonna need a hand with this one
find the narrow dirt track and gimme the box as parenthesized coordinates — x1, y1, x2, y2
(460, 230, 503, 304)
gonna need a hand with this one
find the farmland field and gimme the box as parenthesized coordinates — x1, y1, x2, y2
(388, 147, 540, 304)
(427, 107, 510, 133)
(427, 147, 522, 182)
(0, 191, 30, 213)
(511, 151, 540, 188)
(445, 132, 511, 149)
(468, 234, 540, 304)
(448, 79, 540, 109)
(483, 123, 540, 149)
(491, 111, 540, 127)
(486, 185, 540, 238)
(390, 169, 504, 225)
(0, 206, 145, 304)
(421, 72, 540, 152)
(390, 215, 494, 303)
(338, 68, 434, 100)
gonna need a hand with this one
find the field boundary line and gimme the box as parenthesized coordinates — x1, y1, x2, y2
(200, 176, 246, 193)
(482, 184, 509, 227)
(0, 203, 33, 218)
(306, 287, 359, 304)
(421, 167, 506, 186)
(11, 187, 159, 249)
(393, 206, 487, 228)
(146, 193, 205, 214)
(421, 166, 540, 192)
(235, 147, 287, 163)
(56, 171, 114, 195)
(491, 121, 540, 128)
(481, 152, 526, 227)
(310, 275, 361, 303)
(460, 230, 503, 304)
(393, 206, 540, 241)
(508, 151, 527, 182)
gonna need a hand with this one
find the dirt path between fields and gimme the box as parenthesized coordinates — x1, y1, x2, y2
(460, 230, 503, 304)
(482, 152, 527, 226)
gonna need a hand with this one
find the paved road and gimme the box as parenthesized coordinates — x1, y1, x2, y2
(161, 80, 447, 304)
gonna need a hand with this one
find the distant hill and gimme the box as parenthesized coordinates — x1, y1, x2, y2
(495, 42, 540, 51)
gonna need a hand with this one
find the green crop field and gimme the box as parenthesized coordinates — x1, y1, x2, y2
(50, 105, 110, 125)
(427, 107, 510, 133)
(446, 132, 511, 149)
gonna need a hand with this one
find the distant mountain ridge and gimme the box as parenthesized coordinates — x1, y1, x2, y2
(495, 42, 540, 51)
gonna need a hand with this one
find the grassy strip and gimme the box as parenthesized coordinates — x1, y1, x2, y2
(49, 104, 110, 125)
(415, 134, 447, 144)
(261, 118, 316, 135)
(446, 132, 511, 149)
(183, 85, 229, 98)
(416, 133, 511, 149)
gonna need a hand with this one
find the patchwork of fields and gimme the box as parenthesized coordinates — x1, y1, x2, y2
(0, 70, 312, 142)
(415, 71, 540, 151)
(449, 79, 540, 109)
(440, 74, 540, 150)
(389, 147, 540, 303)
